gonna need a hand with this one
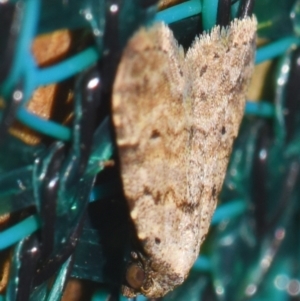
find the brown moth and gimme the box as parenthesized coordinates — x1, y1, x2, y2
(112, 16, 257, 298)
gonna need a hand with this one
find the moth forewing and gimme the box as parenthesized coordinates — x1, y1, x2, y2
(112, 16, 257, 298)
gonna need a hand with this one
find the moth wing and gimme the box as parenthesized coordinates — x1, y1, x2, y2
(185, 16, 257, 242)
(112, 24, 192, 296)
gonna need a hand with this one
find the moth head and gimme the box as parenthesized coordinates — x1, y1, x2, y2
(122, 263, 164, 298)
(122, 251, 184, 298)
(125, 262, 146, 291)
(122, 252, 156, 297)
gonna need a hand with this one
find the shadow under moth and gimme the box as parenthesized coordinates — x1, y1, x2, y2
(112, 16, 257, 298)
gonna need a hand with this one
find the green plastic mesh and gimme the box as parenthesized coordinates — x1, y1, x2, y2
(0, 0, 300, 300)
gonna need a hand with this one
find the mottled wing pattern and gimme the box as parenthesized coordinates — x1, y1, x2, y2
(112, 24, 195, 295)
(112, 24, 187, 217)
(185, 17, 256, 244)
(112, 16, 256, 298)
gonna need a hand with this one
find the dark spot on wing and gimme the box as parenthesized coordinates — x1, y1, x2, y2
(212, 185, 216, 197)
(199, 65, 208, 77)
(150, 129, 160, 139)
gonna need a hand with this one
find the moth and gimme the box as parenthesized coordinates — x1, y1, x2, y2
(112, 16, 257, 298)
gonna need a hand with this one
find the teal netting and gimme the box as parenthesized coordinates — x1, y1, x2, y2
(0, 0, 300, 300)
